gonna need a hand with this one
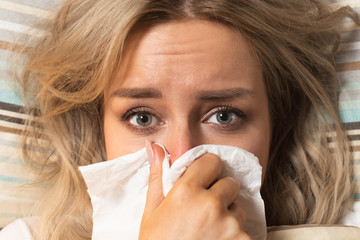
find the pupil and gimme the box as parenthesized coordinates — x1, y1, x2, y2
(140, 115, 148, 123)
(219, 113, 228, 121)
(217, 112, 232, 124)
(137, 114, 151, 126)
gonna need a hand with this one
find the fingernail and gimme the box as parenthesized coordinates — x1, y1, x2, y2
(145, 139, 154, 165)
(154, 143, 170, 161)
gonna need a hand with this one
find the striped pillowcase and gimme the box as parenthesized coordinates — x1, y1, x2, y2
(0, 0, 360, 228)
(0, 0, 57, 228)
(335, 1, 360, 199)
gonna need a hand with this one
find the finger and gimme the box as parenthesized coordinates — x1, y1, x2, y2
(228, 203, 247, 228)
(143, 141, 166, 220)
(209, 176, 240, 207)
(178, 153, 222, 188)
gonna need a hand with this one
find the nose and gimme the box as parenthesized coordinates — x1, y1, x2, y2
(160, 123, 200, 165)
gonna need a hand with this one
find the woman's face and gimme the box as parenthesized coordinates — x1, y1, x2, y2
(104, 20, 271, 178)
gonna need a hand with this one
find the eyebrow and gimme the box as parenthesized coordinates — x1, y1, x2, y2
(196, 88, 254, 100)
(111, 88, 162, 99)
(111, 87, 253, 100)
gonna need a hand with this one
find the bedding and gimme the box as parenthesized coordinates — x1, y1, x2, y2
(0, 0, 359, 233)
(267, 225, 360, 240)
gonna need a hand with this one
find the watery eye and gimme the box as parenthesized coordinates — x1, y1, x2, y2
(129, 113, 156, 127)
(207, 111, 237, 125)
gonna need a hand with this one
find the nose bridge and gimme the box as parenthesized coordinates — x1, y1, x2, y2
(162, 121, 198, 164)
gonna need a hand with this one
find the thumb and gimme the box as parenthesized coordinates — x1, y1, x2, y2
(143, 141, 166, 220)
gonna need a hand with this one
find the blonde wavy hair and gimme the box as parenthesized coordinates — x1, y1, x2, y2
(20, 0, 360, 239)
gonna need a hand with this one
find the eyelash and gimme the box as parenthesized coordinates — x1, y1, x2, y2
(203, 105, 246, 121)
(120, 105, 246, 133)
(121, 107, 157, 122)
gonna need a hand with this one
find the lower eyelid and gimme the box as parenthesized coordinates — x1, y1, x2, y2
(126, 124, 160, 135)
(203, 121, 243, 132)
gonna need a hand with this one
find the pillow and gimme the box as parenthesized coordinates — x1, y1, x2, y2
(267, 225, 360, 240)
(0, 0, 57, 228)
(0, 0, 359, 229)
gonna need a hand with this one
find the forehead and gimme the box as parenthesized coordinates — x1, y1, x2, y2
(128, 20, 243, 57)
(110, 20, 262, 93)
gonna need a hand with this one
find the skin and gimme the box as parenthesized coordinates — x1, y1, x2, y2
(103, 20, 271, 239)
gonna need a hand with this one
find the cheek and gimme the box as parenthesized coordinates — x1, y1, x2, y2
(239, 132, 268, 161)
(103, 109, 121, 160)
(103, 107, 143, 160)
(229, 115, 271, 182)
(246, 122, 271, 182)
(247, 131, 270, 179)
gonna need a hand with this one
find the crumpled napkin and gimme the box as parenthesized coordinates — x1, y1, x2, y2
(79, 144, 267, 240)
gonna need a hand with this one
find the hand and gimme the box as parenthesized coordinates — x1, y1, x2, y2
(139, 143, 252, 240)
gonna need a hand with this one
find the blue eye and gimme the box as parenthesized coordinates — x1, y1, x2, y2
(207, 111, 237, 125)
(129, 113, 159, 127)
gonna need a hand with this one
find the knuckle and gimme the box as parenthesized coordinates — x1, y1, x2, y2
(202, 193, 223, 215)
(224, 176, 240, 189)
(149, 174, 162, 188)
(171, 182, 194, 199)
(222, 216, 253, 240)
(229, 203, 247, 227)
(220, 216, 242, 238)
(225, 216, 241, 229)
(148, 171, 162, 185)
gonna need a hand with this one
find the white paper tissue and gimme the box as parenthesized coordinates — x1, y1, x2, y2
(79, 145, 267, 240)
